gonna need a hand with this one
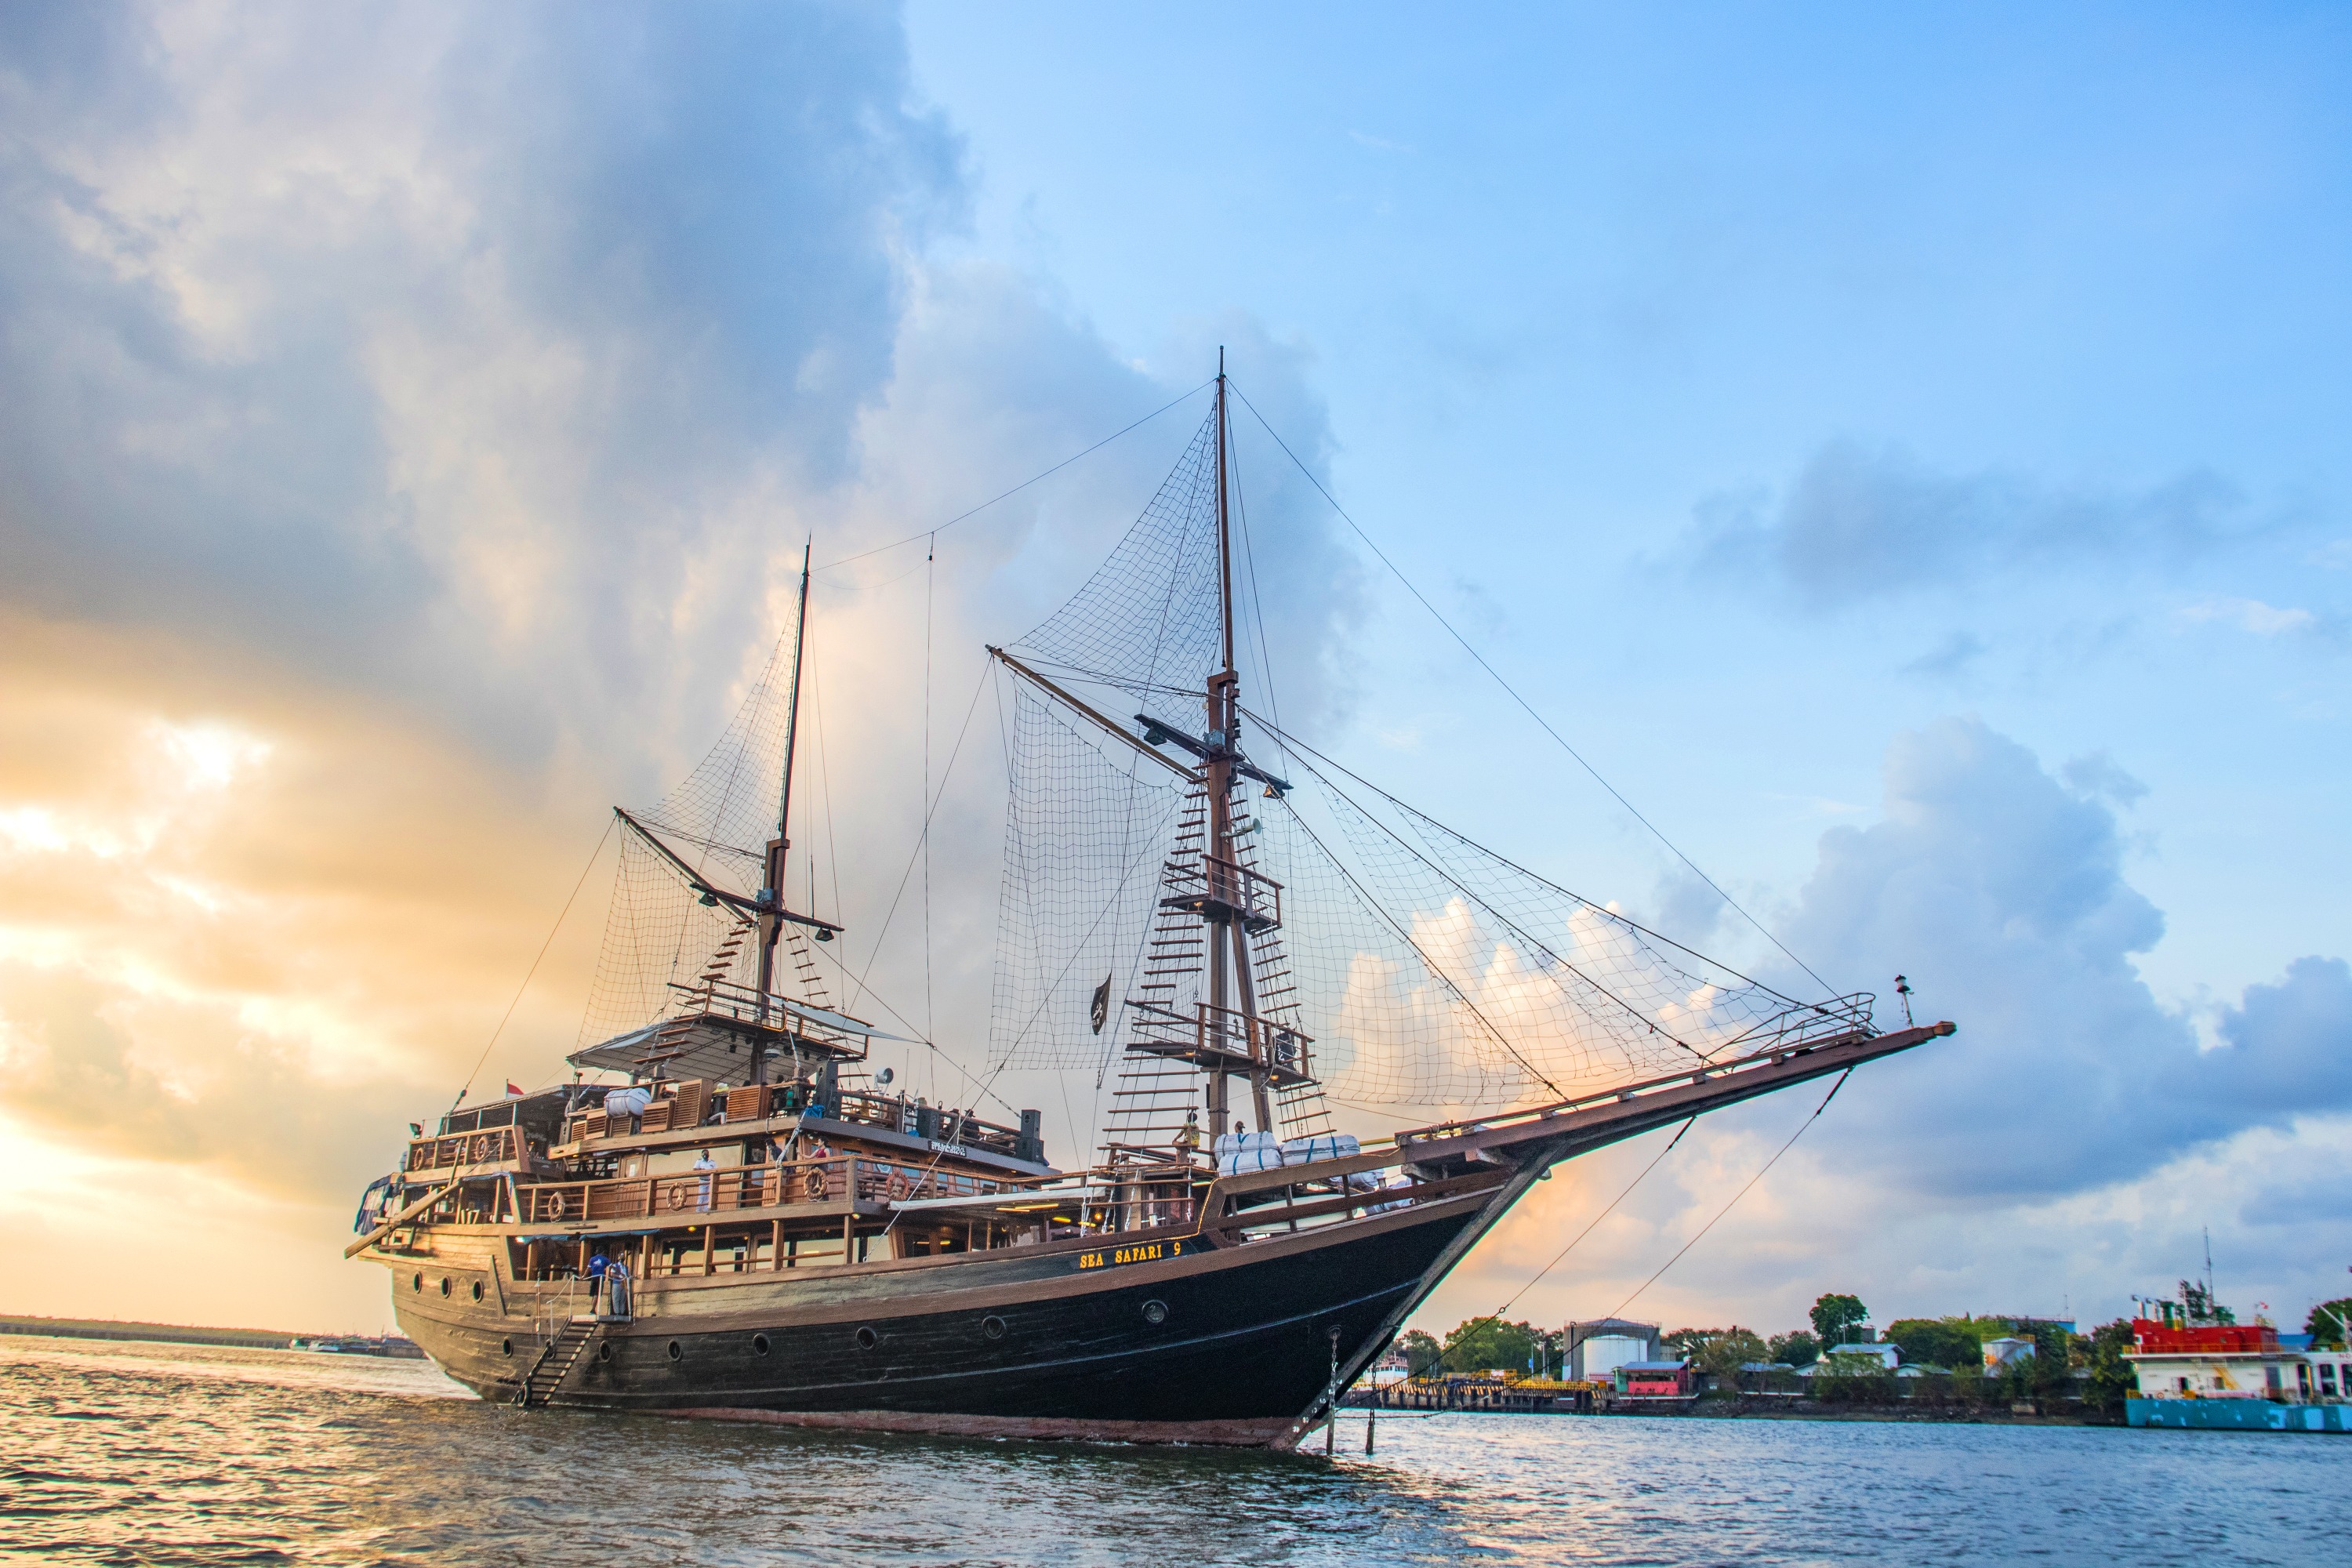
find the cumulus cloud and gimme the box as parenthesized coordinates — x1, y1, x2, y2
(1776, 717, 2352, 1199)
(2179, 597, 2318, 636)
(0, 1, 1369, 1332)
(1687, 441, 2254, 606)
(1419, 720, 2352, 1338)
(0, 0, 963, 778)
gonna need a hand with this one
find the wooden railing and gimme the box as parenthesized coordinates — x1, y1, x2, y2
(561, 1083, 1036, 1163)
(514, 1156, 1016, 1226)
(406, 1125, 519, 1173)
(826, 1089, 1031, 1160)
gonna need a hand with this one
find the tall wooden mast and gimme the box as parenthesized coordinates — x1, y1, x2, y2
(1203, 354, 1276, 1136)
(753, 540, 815, 1084)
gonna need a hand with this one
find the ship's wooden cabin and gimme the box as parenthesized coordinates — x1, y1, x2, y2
(384, 978, 1098, 1285)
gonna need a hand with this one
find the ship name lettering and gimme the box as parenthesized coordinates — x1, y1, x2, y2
(1077, 1241, 1177, 1271)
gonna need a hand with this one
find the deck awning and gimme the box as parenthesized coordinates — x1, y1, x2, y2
(568, 997, 918, 1085)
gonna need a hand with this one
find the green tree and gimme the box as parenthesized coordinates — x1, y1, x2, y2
(1443, 1317, 1542, 1374)
(2306, 1299, 2352, 1349)
(1767, 1330, 1819, 1367)
(1693, 1328, 1769, 1381)
(1810, 1293, 1867, 1348)
(2079, 1319, 2136, 1414)
(1812, 1351, 1896, 1406)
(1399, 1329, 1443, 1375)
(1661, 1327, 1726, 1359)
(1886, 1316, 1984, 1371)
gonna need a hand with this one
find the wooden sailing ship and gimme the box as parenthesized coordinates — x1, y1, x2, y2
(347, 368, 1955, 1447)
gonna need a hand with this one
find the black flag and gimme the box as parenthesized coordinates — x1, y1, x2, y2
(1089, 974, 1112, 1035)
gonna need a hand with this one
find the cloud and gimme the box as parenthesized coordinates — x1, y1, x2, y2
(1415, 720, 2352, 1338)
(1772, 717, 2352, 1200)
(0, 0, 964, 778)
(0, 3, 1373, 1318)
(1687, 441, 2253, 607)
(2058, 750, 2147, 808)
(1900, 629, 1987, 680)
(2180, 597, 2317, 636)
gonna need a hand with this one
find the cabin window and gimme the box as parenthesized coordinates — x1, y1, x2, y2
(1142, 1300, 1169, 1326)
(471, 1280, 484, 1302)
(2176, 1377, 2190, 1392)
(2266, 1366, 2283, 1390)
(439, 1276, 451, 1298)
(855, 1326, 878, 1350)
(981, 1316, 1007, 1341)
(597, 1342, 613, 1363)
(666, 1340, 683, 1361)
(501, 1338, 513, 1356)
(411, 1272, 422, 1293)
(2323, 1364, 2339, 1394)
(753, 1334, 771, 1356)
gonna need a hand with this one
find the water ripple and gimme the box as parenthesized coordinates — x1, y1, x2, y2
(2, 1337, 2346, 1566)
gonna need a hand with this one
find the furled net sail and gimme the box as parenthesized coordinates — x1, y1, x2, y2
(990, 408, 1871, 1123)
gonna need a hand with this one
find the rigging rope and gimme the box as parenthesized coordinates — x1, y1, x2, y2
(1604, 1067, 1853, 1321)
(924, 532, 935, 1095)
(1417, 1115, 1695, 1381)
(1226, 379, 1831, 995)
(845, 658, 993, 1018)
(452, 817, 615, 1112)
(812, 379, 1214, 574)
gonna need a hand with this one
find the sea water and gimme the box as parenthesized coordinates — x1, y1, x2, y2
(2, 1334, 2344, 1566)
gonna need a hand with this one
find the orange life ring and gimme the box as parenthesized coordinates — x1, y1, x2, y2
(471, 1134, 491, 1163)
(886, 1171, 911, 1202)
(663, 1181, 691, 1213)
(801, 1167, 826, 1200)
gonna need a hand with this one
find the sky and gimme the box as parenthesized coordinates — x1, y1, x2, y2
(2, 1, 2348, 1345)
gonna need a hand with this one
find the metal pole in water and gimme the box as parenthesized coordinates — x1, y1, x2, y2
(1326, 1327, 1339, 1456)
(1365, 1399, 1376, 1455)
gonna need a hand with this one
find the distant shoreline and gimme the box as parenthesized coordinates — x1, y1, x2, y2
(1, 1315, 419, 1357)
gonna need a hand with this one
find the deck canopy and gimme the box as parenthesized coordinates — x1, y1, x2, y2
(568, 985, 914, 1085)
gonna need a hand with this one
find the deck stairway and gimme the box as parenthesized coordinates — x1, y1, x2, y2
(516, 1317, 598, 1408)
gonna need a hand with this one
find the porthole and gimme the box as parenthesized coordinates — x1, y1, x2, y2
(1142, 1299, 1169, 1326)
(439, 1277, 451, 1298)
(597, 1341, 613, 1363)
(981, 1316, 1007, 1341)
(411, 1272, 422, 1293)
(855, 1326, 879, 1351)
(501, 1338, 514, 1356)
(666, 1340, 683, 1361)
(470, 1280, 484, 1303)
(752, 1334, 771, 1356)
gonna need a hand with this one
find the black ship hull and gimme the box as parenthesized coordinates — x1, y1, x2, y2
(391, 1192, 1488, 1448)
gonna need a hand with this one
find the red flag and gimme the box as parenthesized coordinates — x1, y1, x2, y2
(506, 1080, 524, 1097)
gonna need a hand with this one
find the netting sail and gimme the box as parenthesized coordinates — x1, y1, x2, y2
(579, 607, 815, 1053)
(1243, 728, 1871, 1109)
(989, 396, 1872, 1143)
(988, 411, 1225, 1077)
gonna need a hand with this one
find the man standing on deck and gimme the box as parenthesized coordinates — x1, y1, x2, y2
(694, 1149, 716, 1213)
(586, 1251, 608, 1308)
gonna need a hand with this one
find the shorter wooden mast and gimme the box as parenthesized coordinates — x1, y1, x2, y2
(753, 542, 815, 1085)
